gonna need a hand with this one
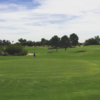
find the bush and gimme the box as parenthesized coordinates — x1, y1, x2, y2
(5, 43, 27, 56)
(18, 49, 27, 56)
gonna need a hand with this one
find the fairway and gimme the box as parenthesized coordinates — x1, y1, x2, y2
(0, 45, 100, 100)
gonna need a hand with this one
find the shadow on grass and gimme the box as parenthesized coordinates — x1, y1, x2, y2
(47, 51, 56, 53)
(48, 47, 57, 53)
(48, 48, 55, 49)
(75, 50, 87, 53)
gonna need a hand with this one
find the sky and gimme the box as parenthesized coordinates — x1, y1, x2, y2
(0, 0, 100, 43)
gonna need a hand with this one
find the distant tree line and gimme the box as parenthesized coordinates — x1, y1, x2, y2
(0, 33, 79, 55)
(0, 39, 11, 46)
(18, 33, 79, 51)
(84, 36, 100, 46)
(18, 38, 50, 47)
(0, 33, 100, 56)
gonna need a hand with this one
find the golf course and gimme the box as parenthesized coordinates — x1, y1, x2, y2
(0, 45, 100, 100)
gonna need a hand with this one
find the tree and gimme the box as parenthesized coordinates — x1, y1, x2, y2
(60, 35, 70, 51)
(50, 35, 60, 52)
(35, 41, 41, 46)
(6, 40, 11, 46)
(45, 40, 50, 46)
(3, 40, 6, 46)
(26, 41, 33, 46)
(95, 36, 100, 44)
(18, 38, 27, 46)
(41, 38, 45, 46)
(0, 40, 11, 46)
(0, 40, 2, 45)
(33, 41, 36, 47)
(18, 38, 24, 43)
(70, 33, 79, 47)
(84, 38, 99, 45)
(0, 45, 4, 55)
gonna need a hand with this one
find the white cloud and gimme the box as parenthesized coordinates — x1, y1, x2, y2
(0, 0, 100, 43)
(33, 0, 100, 15)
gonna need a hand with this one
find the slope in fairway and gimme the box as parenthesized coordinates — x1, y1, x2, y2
(0, 45, 100, 100)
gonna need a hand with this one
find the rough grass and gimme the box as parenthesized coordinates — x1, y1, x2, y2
(0, 45, 100, 100)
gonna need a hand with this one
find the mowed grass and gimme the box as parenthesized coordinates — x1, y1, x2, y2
(0, 45, 100, 100)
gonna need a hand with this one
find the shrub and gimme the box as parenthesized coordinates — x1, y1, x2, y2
(5, 43, 27, 56)
(18, 49, 27, 56)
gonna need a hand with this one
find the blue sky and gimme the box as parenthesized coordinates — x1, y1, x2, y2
(0, 0, 100, 43)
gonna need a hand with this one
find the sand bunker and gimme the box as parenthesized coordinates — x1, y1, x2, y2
(27, 53, 39, 56)
(27, 53, 33, 56)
